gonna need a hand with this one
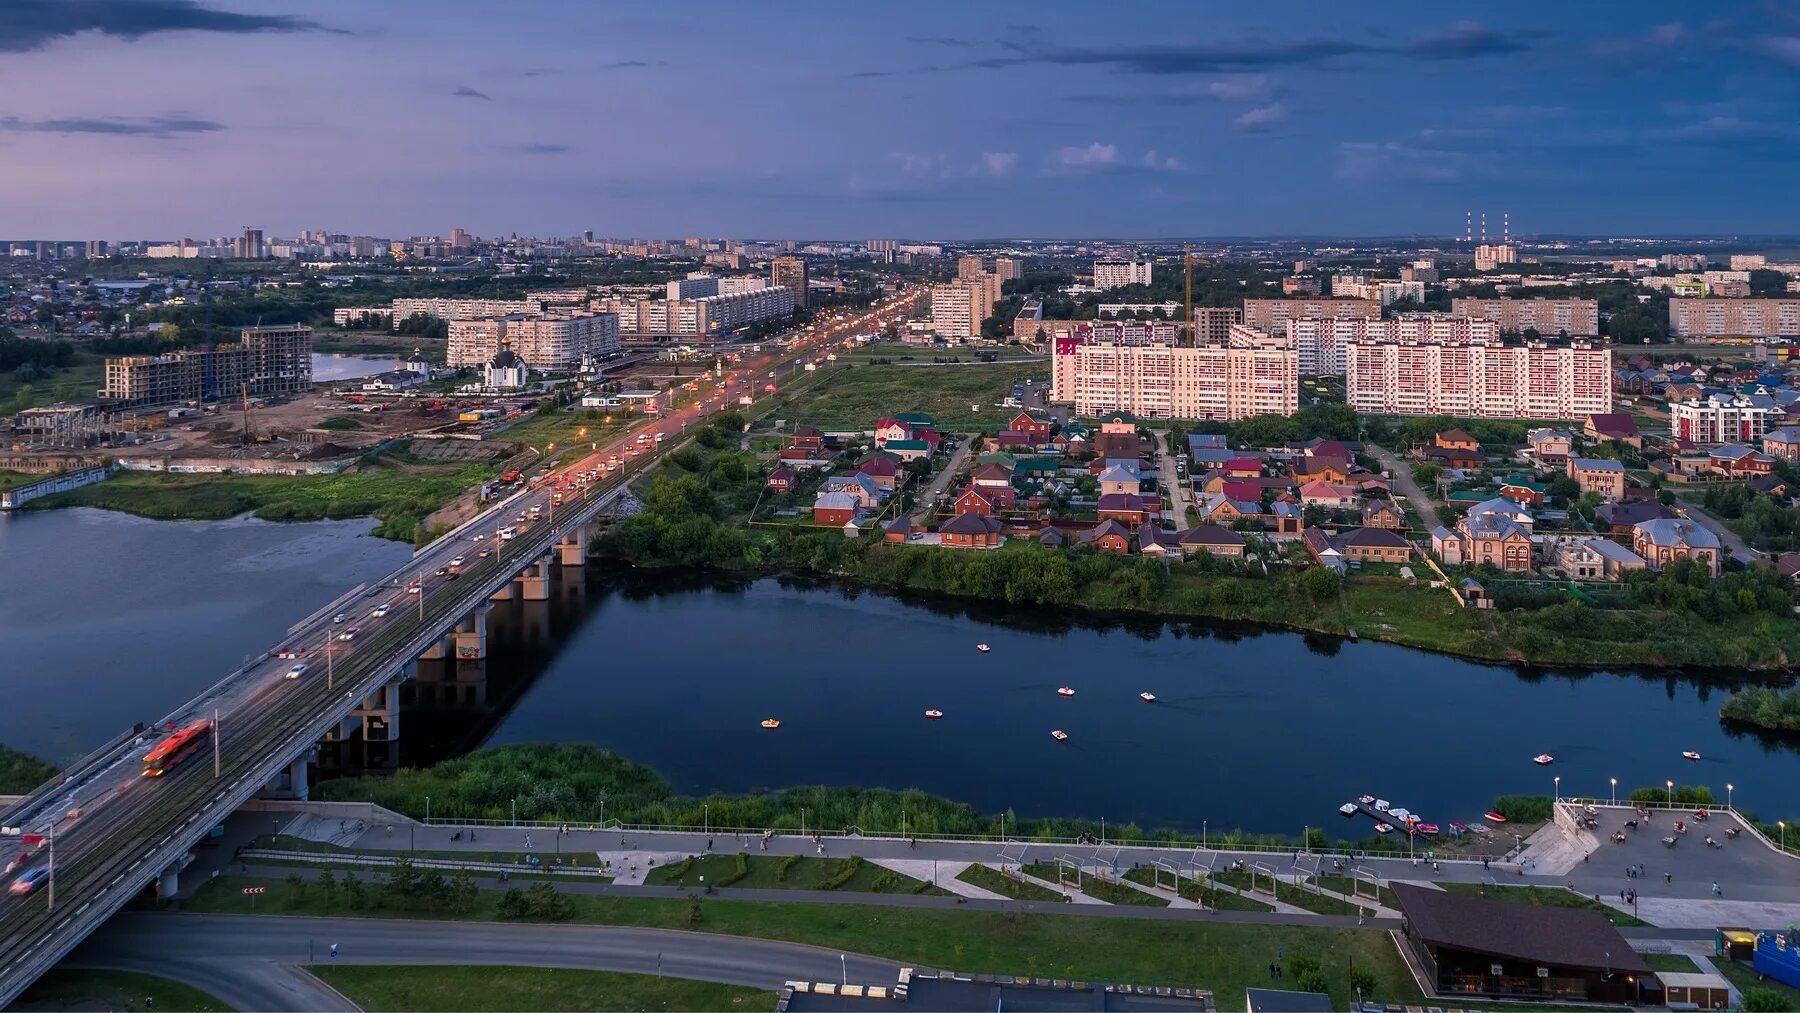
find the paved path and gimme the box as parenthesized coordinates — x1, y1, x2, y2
(1675, 496, 1758, 558)
(1151, 429, 1192, 525)
(911, 434, 974, 521)
(1366, 444, 1436, 526)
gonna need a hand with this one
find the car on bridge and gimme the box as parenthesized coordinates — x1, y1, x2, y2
(277, 646, 305, 659)
(450, 556, 465, 567)
(332, 613, 348, 624)
(406, 580, 422, 594)
(337, 626, 360, 641)
(370, 604, 390, 618)
(285, 664, 308, 679)
(7, 865, 50, 896)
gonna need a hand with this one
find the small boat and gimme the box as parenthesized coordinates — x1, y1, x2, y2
(1374, 823, 1393, 834)
(760, 719, 781, 730)
(1139, 692, 1157, 703)
(1682, 750, 1701, 761)
(1484, 811, 1508, 824)
(976, 643, 990, 653)
(1373, 799, 1391, 812)
(924, 709, 944, 720)
(1448, 822, 1467, 833)
(1056, 687, 1075, 697)
(1338, 803, 1358, 817)
(1051, 729, 1069, 742)
(1417, 823, 1440, 835)
(1389, 807, 1413, 822)
(1533, 754, 1555, 766)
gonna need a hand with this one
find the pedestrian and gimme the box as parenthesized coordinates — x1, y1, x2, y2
(706, 838, 713, 851)
(1483, 857, 1490, 870)
(1268, 962, 1277, 980)
(145, 997, 153, 1010)
(1619, 889, 1626, 902)
(817, 842, 824, 855)
(1713, 882, 1722, 896)
(1275, 963, 1282, 980)
(1665, 871, 1673, 884)
(525, 833, 532, 849)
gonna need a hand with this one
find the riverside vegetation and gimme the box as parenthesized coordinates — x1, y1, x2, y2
(595, 414, 1800, 669)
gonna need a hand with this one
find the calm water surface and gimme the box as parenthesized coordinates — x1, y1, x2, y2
(310, 353, 402, 381)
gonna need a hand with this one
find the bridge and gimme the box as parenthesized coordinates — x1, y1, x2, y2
(0, 290, 923, 1005)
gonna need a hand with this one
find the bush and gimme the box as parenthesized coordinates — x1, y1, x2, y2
(1349, 967, 1377, 998)
(717, 852, 749, 888)
(1627, 784, 1715, 807)
(820, 856, 863, 890)
(1492, 795, 1553, 823)
(1742, 987, 1794, 1012)
(776, 855, 801, 882)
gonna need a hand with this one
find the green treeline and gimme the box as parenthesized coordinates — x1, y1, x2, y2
(1721, 685, 1800, 733)
(0, 744, 56, 794)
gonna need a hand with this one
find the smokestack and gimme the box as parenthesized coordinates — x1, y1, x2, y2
(1480, 211, 1487, 243)
(1503, 212, 1510, 244)
(1465, 210, 1472, 245)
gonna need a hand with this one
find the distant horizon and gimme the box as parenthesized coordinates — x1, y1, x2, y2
(15, 232, 1800, 247)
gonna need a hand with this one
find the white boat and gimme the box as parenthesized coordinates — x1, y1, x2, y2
(1139, 692, 1157, 703)
(1051, 729, 1069, 742)
(1533, 754, 1555, 766)
(1682, 751, 1701, 761)
(925, 709, 944, 720)
(1373, 799, 1391, 812)
(1389, 808, 1413, 822)
(1374, 823, 1394, 834)
(1338, 803, 1358, 817)
(1057, 687, 1075, 698)
(761, 719, 781, 730)
(1357, 794, 1375, 806)
(976, 643, 990, 653)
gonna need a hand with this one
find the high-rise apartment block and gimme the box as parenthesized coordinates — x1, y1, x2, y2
(450, 228, 471, 249)
(771, 255, 809, 308)
(1190, 307, 1243, 345)
(1287, 315, 1500, 375)
(1051, 324, 1297, 421)
(447, 313, 619, 368)
(234, 227, 264, 260)
(667, 274, 721, 301)
(1093, 260, 1152, 289)
(1731, 254, 1767, 271)
(1451, 298, 1600, 336)
(1670, 394, 1773, 444)
(866, 240, 898, 254)
(1474, 244, 1517, 271)
(957, 255, 988, 280)
(1668, 299, 1800, 337)
(994, 257, 1023, 282)
(1345, 339, 1612, 419)
(101, 325, 313, 406)
(1242, 298, 1380, 333)
(390, 297, 540, 326)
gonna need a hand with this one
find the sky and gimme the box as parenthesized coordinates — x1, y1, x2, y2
(2, 0, 1800, 240)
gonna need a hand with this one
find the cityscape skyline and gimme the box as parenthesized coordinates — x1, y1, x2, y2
(5, 0, 1800, 238)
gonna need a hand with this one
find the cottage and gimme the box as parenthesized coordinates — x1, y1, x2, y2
(765, 464, 796, 493)
(1525, 428, 1573, 461)
(1176, 524, 1247, 558)
(1036, 525, 1065, 548)
(1414, 443, 1487, 470)
(894, 411, 935, 428)
(1195, 491, 1260, 523)
(995, 430, 1035, 450)
(1750, 474, 1793, 498)
(971, 462, 1014, 488)
(1566, 457, 1627, 501)
(1709, 443, 1776, 476)
(1595, 499, 1677, 533)
(1337, 527, 1412, 563)
(1081, 518, 1133, 554)
(1632, 519, 1722, 576)
(1360, 499, 1405, 529)
(872, 418, 914, 447)
(1096, 492, 1160, 527)
(1584, 412, 1642, 447)
(812, 491, 859, 526)
(1764, 425, 1800, 462)
(1299, 479, 1358, 510)
(823, 473, 883, 508)
(1301, 527, 1346, 572)
(883, 515, 920, 543)
(1096, 412, 1137, 435)
(1187, 434, 1228, 454)
(789, 425, 824, 453)
(882, 438, 931, 462)
(1497, 476, 1548, 507)
(1097, 464, 1142, 498)
(1466, 496, 1534, 531)
(1292, 454, 1350, 483)
(1219, 480, 1264, 503)
(855, 455, 901, 490)
(1270, 499, 1303, 535)
(938, 511, 1003, 549)
(1008, 411, 1051, 438)
(1220, 458, 1264, 479)
(953, 485, 1000, 516)
(1434, 428, 1480, 453)
(1137, 525, 1177, 556)
(1546, 536, 1647, 580)
(1439, 512, 1534, 572)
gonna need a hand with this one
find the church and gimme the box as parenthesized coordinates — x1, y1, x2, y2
(483, 337, 528, 390)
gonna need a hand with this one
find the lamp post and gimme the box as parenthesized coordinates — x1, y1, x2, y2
(1610, 778, 1617, 807)
(1667, 779, 1673, 807)
(1554, 775, 1560, 803)
(425, 795, 431, 825)
(1727, 784, 1734, 812)
(1781, 821, 1787, 853)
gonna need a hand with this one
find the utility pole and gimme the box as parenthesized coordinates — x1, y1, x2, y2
(46, 828, 54, 912)
(327, 642, 334, 691)
(1183, 244, 1194, 345)
(213, 708, 221, 778)
(417, 569, 425, 621)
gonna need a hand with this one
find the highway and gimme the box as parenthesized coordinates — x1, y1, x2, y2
(69, 913, 908, 1011)
(0, 289, 925, 1006)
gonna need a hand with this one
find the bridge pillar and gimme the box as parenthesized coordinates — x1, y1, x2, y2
(489, 581, 515, 602)
(155, 852, 194, 899)
(418, 632, 453, 660)
(454, 605, 490, 661)
(519, 555, 552, 601)
(556, 524, 590, 566)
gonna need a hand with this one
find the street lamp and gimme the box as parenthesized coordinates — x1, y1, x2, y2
(1779, 821, 1787, 852)
(1610, 778, 1617, 807)
(425, 795, 431, 824)
(1667, 780, 1674, 807)
(1554, 775, 1560, 803)
(1727, 784, 1734, 811)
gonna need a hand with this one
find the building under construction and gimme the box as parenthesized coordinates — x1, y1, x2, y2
(100, 325, 314, 407)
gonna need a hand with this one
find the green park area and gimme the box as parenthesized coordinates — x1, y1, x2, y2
(8, 969, 232, 1012)
(782, 362, 1045, 431)
(184, 876, 1418, 1010)
(957, 863, 1066, 902)
(310, 964, 772, 1013)
(1438, 882, 1649, 927)
(645, 852, 948, 895)
(0, 356, 104, 413)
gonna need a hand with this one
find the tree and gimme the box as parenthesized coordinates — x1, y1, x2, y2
(1301, 566, 1340, 602)
(1742, 988, 1791, 1012)
(285, 873, 307, 902)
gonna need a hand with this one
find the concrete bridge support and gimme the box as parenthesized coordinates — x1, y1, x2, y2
(489, 581, 515, 602)
(556, 524, 590, 567)
(155, 852, 194, 899)
(418, 633, 454, 661)
(454, 605, 490, 661)
(520, 555, 552, 601)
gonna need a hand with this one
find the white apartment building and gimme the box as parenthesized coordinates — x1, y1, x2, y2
(1093, 260, 1152, 289)
(1287, 315, 1500, 375)
(666, 274, 720, 300)
(1668, 298, 1800, 337)
(1378, 280, 1425, 307)
(930, 283, 979, 339)
(1474, 244, 1518, 271)
(718, 276, 769, 295)
(691, 286, 793, 332)
(1242, 298, 1379, 334)
(1050, 324, 1297, 421)
(391, 297, 539, 327)
(333, 306, 390, 326)
(1345, 340, 1613, 420)
(1731, 254, 1767, 271)
(1451, 298, 1600, 336)
(1670, 394, 1773, 445)
(447, 312, 619, 367)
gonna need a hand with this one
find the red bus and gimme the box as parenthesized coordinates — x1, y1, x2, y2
(142, 720, 211, 777)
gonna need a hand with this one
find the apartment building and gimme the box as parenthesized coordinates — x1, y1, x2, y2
(1668, 298, 1800, 338)
(333, 306, 390, 326)
(390, 297, 539, 327)
(771, 255, 809, 308)
(1192, 307, 1243, 345)
(447, 312, 619, 368)
(994, 257, 1023, 282)
(1093, 260, 1152, 289)
(1051, 324, 1297, 421)
(1242, 298, 1379, 334)
(666, 274, 720, 300)
(956, 255, 987, 280)
(1474, 244, 1517, 271)
(1669, 394, 1773, 444)
(1451, 298, 1600, 336)
(1345, 339, 1612, 420)
(931, 282, 980, 339)
(101, 325, 313, 406)
(1287, 315, 1500, 375)
(693, 286, 794, 331)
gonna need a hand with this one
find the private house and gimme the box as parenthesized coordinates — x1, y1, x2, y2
(1434, 428, 1480, 454)
(1138, 525, 1177, 557)
(1595, 499, 1678, 534)
(872, 418, 913, 447)
(1195, 492, 1260, 524)
(1221, 458, 1264, 479)
(1008, 411, 1052, 439)
(1497, 476, 1548, 508)
(939, 511, 1002, 549)
(1187, 434, 1228, 454)
(1414, 443, 1487, 471)
(855, 455, 901, 490)
(823, 473, 883, 509)
(1189, 448, 1241, 470)
(1220, 480, 1264, 503)
(1176, 525, 1246, 558)
(1544, 536, 1647, 580)
(812, 491, 858, 526)
(1584, 412, 1643, 447)
(971, 463, 1014, 489)
(1097, 492, 1160, 528)
(883, 438, 931, 462)
(789, 425, 824, 453)
(1467, 496, 1535, 531)
(1566, 457, 1627, 501)
(883, 515, 920, 543)
(1081, 518, 1132, 554)
(1270, 500, 1303, 536)
(1292, 454, 1350, 483)
(954, 485, 1004, 515)
(1336, 527, 1412, 563)
(777, 446, 834, 469)
(1301, 527, 1347, 572)
(1750, 474, 1793, 499)
(995, 430, 1035, 451)
(1390, 883, 1654, 1006)
(1098, 464, 1142, 497)
(1299, 479, 1358, 510)
(1433, 512, 1533, 571)
(765, 464, 796, 493)
(1709, 443, 1776, 476)
(1764, 425, 1800, 462)
(1361, 499, 1405, 529)
(1632, 519, 1722, 576)
(1097, 411, 1137, 435)
(1037, 525, 1065, 548)
(1526, 428, 1574, 461)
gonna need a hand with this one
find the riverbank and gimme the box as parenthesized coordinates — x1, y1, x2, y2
(0, 744, 54, 794)
(1720, 684, 1800, 734)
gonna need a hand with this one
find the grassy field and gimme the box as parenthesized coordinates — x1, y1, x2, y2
(783, 362, 1047, 431)
(1641, 953, 1701, 973)
(28, 454, 497, 542)
(312, 331, 447, 357)
(1715, 957, 1800, 1010)
(0, 470, 42, 492)
(1438, 883, 1649, 927)
(644, 853, 946, 895)
(0, 358, 104, 411)
(1312, 875, 1398, 910)
(184, 875, 1423, 1009)
(1019, 863, 1168, 907)
(1120, 868, 1277, 911)
(248, 834, 608, 871)
(9, 969, 233, 1012)
(1211, 869, 1364, 916)
(957, 863, 1067, 902)
(310, 964, 773, 1013)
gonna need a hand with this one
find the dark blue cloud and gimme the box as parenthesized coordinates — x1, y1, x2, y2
(521, 143, 572, 155)
(0, 114, 224, 137)
(451, 86, 491, 100)
(0, 0, 332, 54)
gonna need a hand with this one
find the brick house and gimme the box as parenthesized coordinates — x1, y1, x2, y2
(939, 511, 1003, 549)
(1763, 426, 1800, 463)
(1567, 457, 1627, 501)
(1097, 493, 1160, 528)
(954, 485, 1000, 516)
(1081, 518, 1133, 554)
(883, 439, 931, 462)
(856, 455, 901, 491)
(1584, 413, 1642, 448)
(1433, 512, 1533, 572)
(823, 473, 883, 509)
(1632, 519, 1722, 576)
(1526, 428, 1573, 461)
(1009, 412, 1052, 439)
(1709, 444, 1776, 476)
(971, 462, 1014, 488)
(1176, 525, 1246, 559)
(1361, 499, 1405, 529)
(812, 491, 858, 526)
(1336, 527, 1412, 563)
(1299, 479, 1358, 510)
(1435, 428, 1480, 453)
(789, 425, 824, 453)
(1098, 464, 1142, 497)
(1594, 500, 1677, 534)
(873, 419, 913, 448)
(883, 515, 919, 542)
(765, 464, 796, 493)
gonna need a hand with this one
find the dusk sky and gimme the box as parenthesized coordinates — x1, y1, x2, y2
(5, 0, 1800, 240)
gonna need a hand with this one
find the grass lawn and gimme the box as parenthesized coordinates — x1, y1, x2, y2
(1641, 953, 1701, 973)
(310, 964, 773, 1013)
(312, 331, 447, 357)
(0, 470, 43, 492)
(183, 875, 1422, 1010)
(1210, 869, 1364, 916)
(783, 363, 1046, 431)
(1312, 875, 1399, 910)
(957, 863, 1067, 903)
(1715, 957, 1800, 1010)
(1438, 883, 1650, 927)
(0, 357, 104, 411)
(9, 969, 232, 1012)
(1018, 863, 1167, 907)
(1122, 868, 1274, 912)
(251, 834, 606, 870)
(645, 853, 946, 895)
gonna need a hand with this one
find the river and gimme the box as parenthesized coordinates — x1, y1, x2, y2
(5, 509, 1795, 832)
(310, 353, 402, 382)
